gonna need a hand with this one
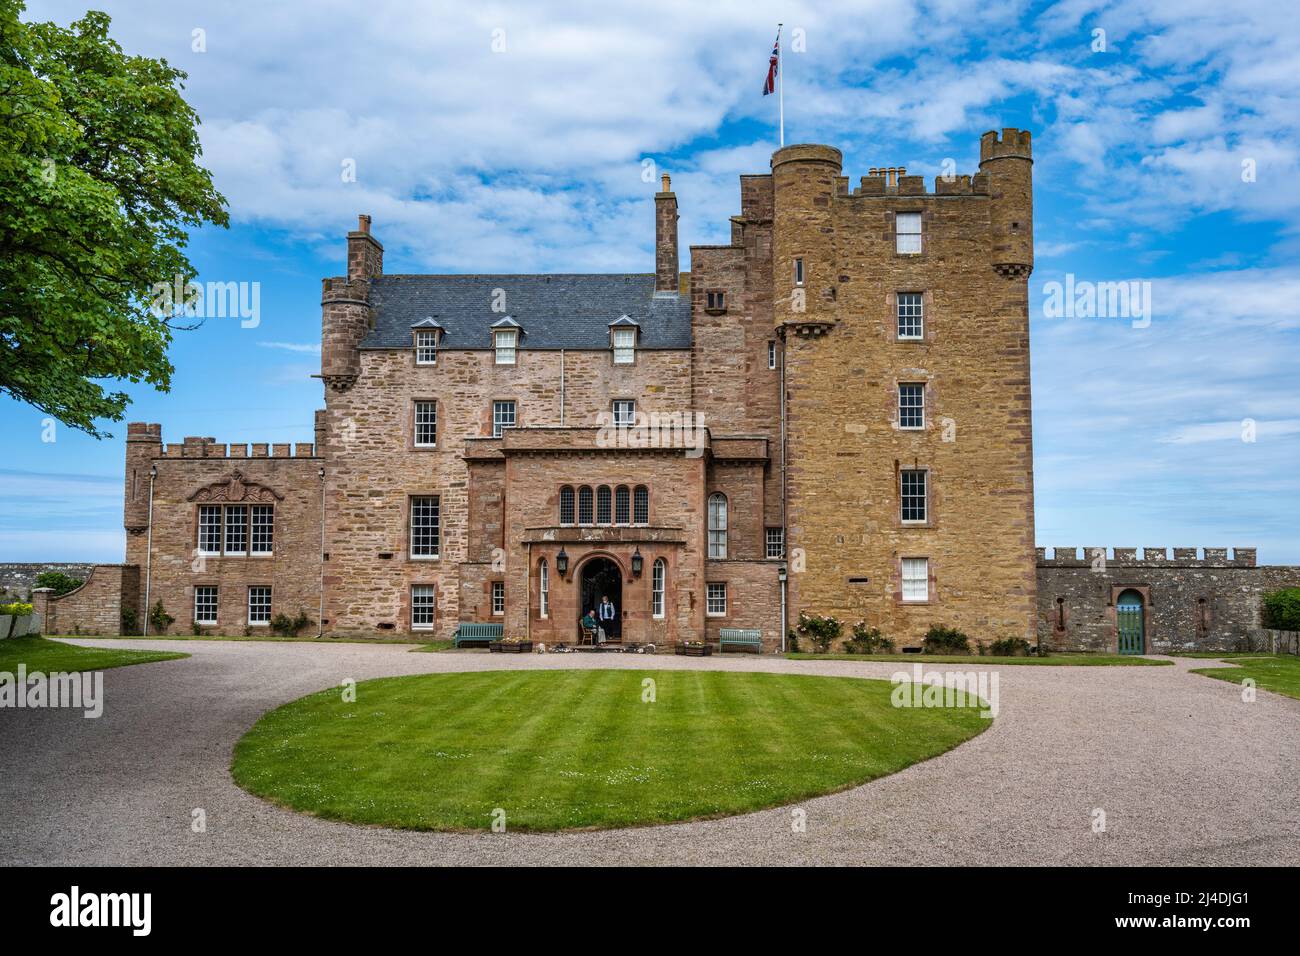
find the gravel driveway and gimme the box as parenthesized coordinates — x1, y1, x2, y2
(2, 639, 1297, 865)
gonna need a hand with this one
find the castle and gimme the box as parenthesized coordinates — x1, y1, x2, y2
(25, 129, 1298, 653)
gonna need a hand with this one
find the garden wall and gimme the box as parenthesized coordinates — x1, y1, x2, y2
(30, 564, 140, 636)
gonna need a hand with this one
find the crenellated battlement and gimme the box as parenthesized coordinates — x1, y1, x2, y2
(125, 423, 317, 461)
(1037, 546, 1257, 568)
(835, 167, 991, 198)
(980, 127, 1033, 163)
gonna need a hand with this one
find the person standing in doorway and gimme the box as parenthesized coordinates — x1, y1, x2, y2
(598, 594, 618, 641)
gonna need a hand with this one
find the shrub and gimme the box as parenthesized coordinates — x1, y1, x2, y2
(34, 571, 83, 596)
(787, 628, 800, 653)
(988, 636, 1033, 657)
(842, 621, 895, 654)
(922, 625, 971, 654)
(148, 600, 175, 635)
(793, 612, 842, 653)
(0, 602, 34, 616)
(270, 610, 313, 637)
(121, 607, 139, 635)
(1261, 588, 1300, 631)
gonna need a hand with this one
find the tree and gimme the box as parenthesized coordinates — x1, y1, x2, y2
(0, 2, 228, 436)
(34, 570, 83, 595)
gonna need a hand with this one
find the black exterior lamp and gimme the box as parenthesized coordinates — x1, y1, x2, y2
(631, 547, 643, 577)
(556, 547, 569, 577)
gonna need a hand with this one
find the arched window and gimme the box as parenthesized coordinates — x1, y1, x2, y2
(559, 486, 575, 525)
(708, 493, 728, 558)
(633, 485, 649, 524)
(596, 485, 612, 524)
(614, 485, 630, 524)
(651, 558, 666, 619)
(539, 560, 549, 619)
(578, 486, 594, 524)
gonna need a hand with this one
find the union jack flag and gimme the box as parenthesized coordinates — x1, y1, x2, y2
(762, 28, 780, 95)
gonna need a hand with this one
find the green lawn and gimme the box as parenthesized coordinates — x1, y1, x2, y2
(231, 670, 989, 832)
(785, 652, 1170, 666)
(0, 636, 188, 673)
(1188, 655, 1300, 700)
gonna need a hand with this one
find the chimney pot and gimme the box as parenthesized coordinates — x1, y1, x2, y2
(358, 214, 371, 234)
(661, 174, 671, 192)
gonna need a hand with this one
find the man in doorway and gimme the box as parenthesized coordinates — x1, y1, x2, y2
(598, 594, 618, 642)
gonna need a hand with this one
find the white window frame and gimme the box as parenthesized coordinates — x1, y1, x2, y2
(707, 493, 728, 559)
(612, 327, 636, 365)
(415, 330, 438, 365)
(250, 505, 274, 555)
(492, 400, 516, 438)
(539, 561, 549, 619)
(765, 527, 785, 560)
(898, 383, 925, 430)
(896, 212, 922, 254)
(194, 586, 218, 625)
(414, 400, 437, 447)
(411, 584, 436, 630)
(901, 557, 929, 603)
(897, 293, 924, 340)
(901, 469, 928, 524)
(494, 328, 518, 365)
(410, 495, 441, 559)
(198, 505, 222, 555)
(223, 504, 248, 556)
(652, 558, 666, 619)
(491, 580, 505, 616)
(247, 585, 271, 626)
(706, 582, 727, 617)
(768, 340, 777, 370)
(612, 399, 635, 427)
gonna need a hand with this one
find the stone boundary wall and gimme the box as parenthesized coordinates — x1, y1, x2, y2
(0, 563, 96, 600)
(1036, 548, 1300, 654)
(30, 565, 140, 636)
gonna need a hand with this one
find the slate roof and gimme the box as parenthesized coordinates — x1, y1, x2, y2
(359, 274, 691, 350)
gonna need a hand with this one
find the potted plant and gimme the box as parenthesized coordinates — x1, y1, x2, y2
(0, 602, 35, 639)
(674, 640, 712, 657)
(489, 635, 533, 654)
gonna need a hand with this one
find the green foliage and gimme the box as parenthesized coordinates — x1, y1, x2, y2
(1, 601, 34, 616)
(793, 612, 842, 653)
(842, 621, 895, 654)
(148, 599, 174, 634)
(120, 606, 138, 635)
(34, 570, 82, 595)
(988, 636, 1033, 657)
(923, 625, 971, 655)
(786, 628, 800, 653)
(0, 2, 228, 435)
(1261, 588, 1300, 632)
(270, 610, 312, 637)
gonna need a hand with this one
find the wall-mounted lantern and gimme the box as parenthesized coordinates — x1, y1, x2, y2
(631, 547, 643, 577)
(556, 547, 569, 577)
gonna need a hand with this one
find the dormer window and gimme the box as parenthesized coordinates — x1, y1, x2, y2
(411, 318, 442, 365)
(415, 331, 437, 365)
(609, 315, 639, 365)
(491, 318, 521, 365)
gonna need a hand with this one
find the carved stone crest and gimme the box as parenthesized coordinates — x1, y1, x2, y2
(186, 470, 285, 504)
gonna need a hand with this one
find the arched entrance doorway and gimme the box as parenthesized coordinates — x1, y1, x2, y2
(1116, 589, 1145, 654)
(580, 557, 623, 642)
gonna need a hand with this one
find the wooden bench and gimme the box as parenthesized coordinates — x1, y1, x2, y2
(719, 628, 763, 653)
(453, 622, 504, 647)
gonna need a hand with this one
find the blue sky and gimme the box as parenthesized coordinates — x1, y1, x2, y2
(3, 0, 1298, 563)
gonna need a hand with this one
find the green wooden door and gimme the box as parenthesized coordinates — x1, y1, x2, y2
(1116, 590, 1144, 655)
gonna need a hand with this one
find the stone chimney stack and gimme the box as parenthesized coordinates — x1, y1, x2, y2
(346, 214, 384, 282)
(655, 175, 679, 294)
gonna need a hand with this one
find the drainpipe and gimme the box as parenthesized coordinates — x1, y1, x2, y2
(318, 465, 326, 638)
(142, 464, 157, 635)
(559, 349, 566, 426)
(779, 331, 788, 651)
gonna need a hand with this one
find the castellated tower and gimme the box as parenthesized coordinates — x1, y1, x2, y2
(777, 130, 1038, 644)
(320, 214, 383, 392)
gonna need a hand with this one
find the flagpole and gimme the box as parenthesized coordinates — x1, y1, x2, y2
(778, 23, 784, 146)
